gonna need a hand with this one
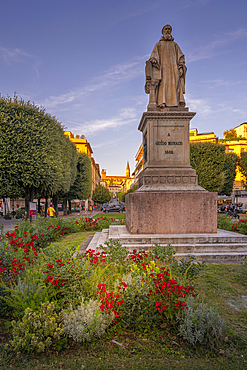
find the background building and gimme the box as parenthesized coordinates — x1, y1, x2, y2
(100, 162, 134, 197)
(189, 128, 218, 143)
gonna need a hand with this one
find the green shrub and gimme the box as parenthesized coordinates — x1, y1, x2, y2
(63, 297, 114, 342)
(150, 243, 177, 264)
(9, 302, 63, 353)
(3, 273, 50, 318)
(114, 272, 159, 331)
(42, 245, 95, 309)
(101, 239, 129, 267)
(171, 255, 206, 283)
(217, 214, 234, 231)
(177, 296, 225, 346)
(16, 216, 79, 249)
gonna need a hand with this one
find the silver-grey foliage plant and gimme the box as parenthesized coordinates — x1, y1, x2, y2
(177, 296, 225, 346)
(62, 297, 114, 342)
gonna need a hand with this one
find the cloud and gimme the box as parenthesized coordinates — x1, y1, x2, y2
(0, 46, 35, 63)
(187, 28, 247, 62)
(185, 94, 211, 114)
(0, 45, 41, 80)
(40, 55, 148, 109)
(93, 136, 125, 149)
(76, 107, 139, 136)
(200, 79, 242, 88)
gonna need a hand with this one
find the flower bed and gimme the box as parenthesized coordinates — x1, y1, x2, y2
(0, 219, 225, 356)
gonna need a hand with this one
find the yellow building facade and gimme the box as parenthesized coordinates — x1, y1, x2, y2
(189, 128, 218, 143)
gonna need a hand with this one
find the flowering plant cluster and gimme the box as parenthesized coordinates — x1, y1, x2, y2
(232, 218, 247, 234)
(82, 249, 106, 264)
(97, 283, 124, 322)
(127, 249, 148, 264)
(76, 216, 116, 231)
(151, 266, 196, 321)
(41, 246, 94, 309)
(1, 229, 41, 285)
(76, 217, 99, 231)
(128, 261, 196, 324)
(47, 224, 69, 237)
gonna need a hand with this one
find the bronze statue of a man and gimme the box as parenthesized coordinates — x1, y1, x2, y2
(145, 24, 187, 109)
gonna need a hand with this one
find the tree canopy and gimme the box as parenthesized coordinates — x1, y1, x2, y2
(190, 142, 226, 193)
(92, 185, 111, 204)
(219, 152, 238, 196)
(223, 128, 238, 140)
(0, 96, 77, 210)
(239, 152, 247, 190)
(67, 152, 92, 201)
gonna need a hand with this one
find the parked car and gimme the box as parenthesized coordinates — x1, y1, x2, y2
(102, 204, 125, 213)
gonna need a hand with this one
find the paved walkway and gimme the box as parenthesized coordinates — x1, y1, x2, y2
(0, 217, 22, 232)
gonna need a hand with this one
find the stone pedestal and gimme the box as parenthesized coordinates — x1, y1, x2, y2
(125, 191, 217, 234)
(125, 108, 218, 234)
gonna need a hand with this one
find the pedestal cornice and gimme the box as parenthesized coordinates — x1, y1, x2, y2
(138, 109, 196, 131)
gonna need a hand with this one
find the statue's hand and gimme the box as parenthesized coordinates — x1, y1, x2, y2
(179, 68, 183, 77)
(150, 58, 160, 69)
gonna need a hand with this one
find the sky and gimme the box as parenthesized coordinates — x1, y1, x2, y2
(1, 0, 247, 176)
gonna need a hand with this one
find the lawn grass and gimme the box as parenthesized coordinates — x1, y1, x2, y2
(49, 231, 95, 253)
(93, 212, 126, 220)
(1, 262, 247, 369)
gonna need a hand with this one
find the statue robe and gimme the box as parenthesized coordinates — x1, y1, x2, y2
(150, 39, 186, 107)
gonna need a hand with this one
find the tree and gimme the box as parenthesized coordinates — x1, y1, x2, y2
(223, 128, 238, 140)
(190, 142, 226, 193)
(61, 152, 92, 214)
(239, 152, 247, 190)
(67, 152, 92, 201)
(219, 152, 238, 195)
(92, 185, 111, 204)
(0, 96, 77, 214)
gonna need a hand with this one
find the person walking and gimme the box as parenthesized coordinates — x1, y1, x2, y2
(47, 204, 55, 218)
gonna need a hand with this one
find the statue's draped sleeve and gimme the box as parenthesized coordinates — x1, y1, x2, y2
(175, 42, 187, 94)
(149, 43, 160, 66)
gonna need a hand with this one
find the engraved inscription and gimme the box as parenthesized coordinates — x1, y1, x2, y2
(155, 140, 182, 146)
(155, 140, 166, 145)
(165, 150, 173, 154)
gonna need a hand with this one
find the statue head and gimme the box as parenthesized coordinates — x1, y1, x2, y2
(161, 24, 174, 41)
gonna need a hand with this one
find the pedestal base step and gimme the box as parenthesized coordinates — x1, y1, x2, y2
(86, 225, 247, 264)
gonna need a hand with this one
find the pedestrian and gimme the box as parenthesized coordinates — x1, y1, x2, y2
(47, 204, 55, 218)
